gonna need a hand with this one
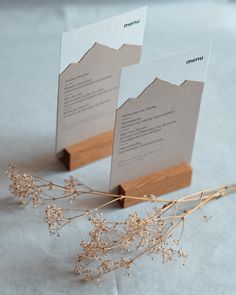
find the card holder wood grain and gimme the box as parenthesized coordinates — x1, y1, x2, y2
(60, 130, 114, 170)
(118, 162, 192, 208)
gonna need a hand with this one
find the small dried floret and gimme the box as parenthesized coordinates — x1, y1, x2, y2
(201, 215, 212, 223)
(45, 204, 65, 235)
(146, 194, 159, 202)
(6, 164, 38, 205)
(64, 176, 81, 203)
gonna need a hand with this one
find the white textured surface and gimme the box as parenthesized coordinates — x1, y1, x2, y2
(0, 1, 236, 294)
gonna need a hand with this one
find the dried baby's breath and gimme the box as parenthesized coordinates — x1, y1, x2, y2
(6, 164, 42, 206)
(6, 164, 90, 207)
(45, 204, 67, 236)
(201, 215, 212, 223)
(5, 164, 236, 281)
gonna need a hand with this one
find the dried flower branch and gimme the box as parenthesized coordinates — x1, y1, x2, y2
(6, 164, 236, 281)
(74, 185, 235, 281)
(6, 164, 91, 207)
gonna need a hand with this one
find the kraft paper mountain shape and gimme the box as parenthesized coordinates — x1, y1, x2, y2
(61, 43, 142, 74)
(56, 42, 142, 156)
(109, 77, 204, 192)
(56, 7, 147, 157)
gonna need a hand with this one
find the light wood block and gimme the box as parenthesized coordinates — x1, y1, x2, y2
(118, 162, 192, 208)
(60, 130, 114, 170)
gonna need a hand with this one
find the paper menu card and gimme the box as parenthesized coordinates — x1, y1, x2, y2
(110, 44, 211, 192)
(56, 7, 147, 156)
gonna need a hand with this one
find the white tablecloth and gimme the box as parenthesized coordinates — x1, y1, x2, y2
(0, 1, 236, 294)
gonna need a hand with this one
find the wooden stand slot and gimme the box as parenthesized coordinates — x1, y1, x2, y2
(118, 162, 192, 208)
(60, 130, 114, 170)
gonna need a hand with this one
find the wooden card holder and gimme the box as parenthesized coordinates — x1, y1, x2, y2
(60, 130, 114, 170)
(118, 162, 192, 208)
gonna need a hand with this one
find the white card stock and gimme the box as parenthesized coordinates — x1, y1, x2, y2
(56, 7, 147, 156)
(110, 44, 211, 192)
